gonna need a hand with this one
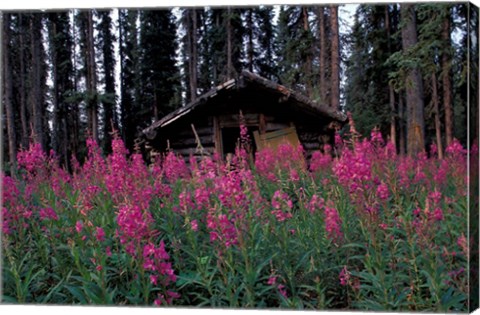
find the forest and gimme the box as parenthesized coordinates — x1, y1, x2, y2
(2, 3, 479, 310)
(2, 3, 478, 170)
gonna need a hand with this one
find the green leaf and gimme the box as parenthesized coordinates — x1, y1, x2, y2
(65, 285, 87, 304)
(41, 271, 72, 303)
(1, 295, 18, 303)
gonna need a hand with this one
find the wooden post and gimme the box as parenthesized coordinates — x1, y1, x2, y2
(259, 113, 266, 134)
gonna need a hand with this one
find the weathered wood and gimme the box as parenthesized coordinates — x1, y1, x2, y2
(213, 116, 222, 155)
(218, 113, 259, 128)
(241, 71, 347, 122)
(176, 125, 212, 137)
(265, 122, 291, 132)
(255, 126, 300, 150)
(175, 146, 215, 157)
(259, 113, 266, 134)
(139, 70, 349, 159)
(169, 135, 214, 148)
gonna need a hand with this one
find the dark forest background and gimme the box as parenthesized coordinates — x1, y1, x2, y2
(1, 3, 478, 171)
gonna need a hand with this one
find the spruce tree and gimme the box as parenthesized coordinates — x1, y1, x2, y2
(46, 11, 75, 166)
(118, 9, 139, 150)
(96, 9, 117, 153)
(138, 9, 180, 123)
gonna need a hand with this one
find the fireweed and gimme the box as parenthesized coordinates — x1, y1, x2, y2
(1, 128, 470, 311)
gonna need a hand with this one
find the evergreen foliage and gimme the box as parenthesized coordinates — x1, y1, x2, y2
(1, 4, 476, 166)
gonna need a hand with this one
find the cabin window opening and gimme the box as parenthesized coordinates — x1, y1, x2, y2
(221, 126, 258, 158)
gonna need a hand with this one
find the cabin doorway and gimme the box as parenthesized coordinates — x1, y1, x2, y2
(221, 126, 258, 158)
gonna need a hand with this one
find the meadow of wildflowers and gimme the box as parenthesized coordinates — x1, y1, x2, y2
(1, 126, 476, 312)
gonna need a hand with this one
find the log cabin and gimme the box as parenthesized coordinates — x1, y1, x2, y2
(138, 70, 348, 162)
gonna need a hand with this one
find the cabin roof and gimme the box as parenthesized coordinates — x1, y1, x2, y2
(142, 70, 347, 137)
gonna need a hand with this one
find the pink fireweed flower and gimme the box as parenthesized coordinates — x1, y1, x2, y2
(382, 141, 397, 160)
(271, 190, 293, 210)
(290, 169, 300, 182)
(433, 208, 443, 221)
(376, 182, 390, 200)
(2, 175, 19, 204)
(150, 275, 159, 285)
(268, 276, 277, 286)
(194, 188, 211, 210)
(433, 160, 449, 186)
(339, 266, 350, 286)
(271, 209, 293, 222)
(142, 240, 177, 288)
(178, 191, 194, 213)
(207, 214, 238, 247)
(191, 219, 198, 231)
(75, 221, 83, 233)
(309, 146, 332, 173)
(370, 128, 384, 147)
(154, 291, 180, 306)
(445, 138, 467, 156)
(2, 207, 13, 235)
(278, 284, 288, 298)
(39, 207, 58, 221)
(116, 204, 153, 254)
(16, 142, 47, 174)
(324, 206, 343, 242)
(163, 152, 189, 182)
(154, 295, 163, 306)
(307, 194, 325, 214)
(271, 190, 293, 222)
(95, 227, 105, 242)
(83, 137, 106, 177)
(254, 147, 277, 181)
(23, 210, 33, 219)
(334, 132, 343, 148)
(429, 191, 442, 206)
(333, 147, 372, 195)
(143, 243, 156, 257)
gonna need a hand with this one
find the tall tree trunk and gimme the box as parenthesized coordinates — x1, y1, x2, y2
(18, 14, 29, 149)
(401, 4, 425, 156)
(432, 73, 444, 159)
(441, 7, 453, 147)
(84, 10, 98, 142)
(386, 5, 396, 148)
(330, 5, 340, 110)
(30, 14, 46, 151)
(302, 7, 313, 97)
(246, 8, 254, 72)
(190, 9, 198, 101)
(212, 12, 220, 84)
(49, 18, 60, 155)
(3, 13, 17, 167)
(184, 9, 192, 102)
(71, 11, 80, 159)
(119, 10, 126, 144)
(317, 6, 327, 105)
(98, 10, 117, 153)
(226, 7, 234, 79)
